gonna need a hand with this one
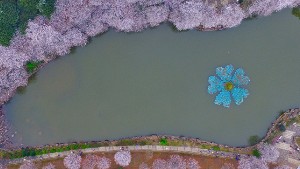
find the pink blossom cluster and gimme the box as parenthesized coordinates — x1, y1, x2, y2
(238, 157, 268, 169)
(274, 165, 293, 169)
(114, 150, 132, 167)
(258, 143, 280, 163)
(63, 153, 82, 169)
(152, 155, 200, 169)
(248, 0, 300, 16)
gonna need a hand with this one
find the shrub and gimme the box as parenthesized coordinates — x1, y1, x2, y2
(252, 149, 261, 158)
(0, 1, 19, 26)
(26, 61, 41, 73)
(248, 135, 260, 146)
(292, 7, 300, 19)
(159, 138, 168, 145)
(18, 0, 40, 12)
(116, 139, 135, 146)
(278, 123, 286, 132)
(0, 24, 15, 46)
(212, 146, 220, 151)
(0, 1, 19, 45)
(37, 0, 56, 18)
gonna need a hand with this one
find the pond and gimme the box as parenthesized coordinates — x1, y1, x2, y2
(4, 9, 300, 147)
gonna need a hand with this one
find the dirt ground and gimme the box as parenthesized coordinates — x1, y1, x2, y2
(8, 151, 239, 169)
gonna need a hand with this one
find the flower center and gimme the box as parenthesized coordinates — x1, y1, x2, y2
(225, 82, 234, 91)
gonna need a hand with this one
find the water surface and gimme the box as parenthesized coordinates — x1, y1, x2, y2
(5, 9, 300, 146)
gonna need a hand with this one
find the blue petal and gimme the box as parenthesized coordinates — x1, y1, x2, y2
(208, 76, 224, 94)
(232, 88, 249, 105)
(232, 68, 250, 86)
(214, 90, 231, 108)
(216, 65, 234, 81)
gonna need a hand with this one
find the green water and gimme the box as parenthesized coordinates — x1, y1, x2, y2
(5, 9, 300, 146)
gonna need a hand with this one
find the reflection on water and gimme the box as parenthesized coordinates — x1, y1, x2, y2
(4, 9, 300, 147)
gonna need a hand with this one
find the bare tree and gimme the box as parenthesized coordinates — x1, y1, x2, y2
(97, 156, 111, 169)
(19, 161, 37, 169)
(42, 163, 56, 169)
(221, 163, 235, 169)
(139, 162, 150, 169)
(82, 154, 99, 169)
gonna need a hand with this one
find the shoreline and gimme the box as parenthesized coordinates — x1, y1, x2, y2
(0, 0, 299, 167)
(1, 108, 299, 160)
(1, 110, 299, 168)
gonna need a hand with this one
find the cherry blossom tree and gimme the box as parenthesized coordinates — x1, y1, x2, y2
(186, 158, 200, 169)
(77, 6, 109, 37)
(50, 0, 94, 33)
(153, 159, 167, 169)
(63, 153, 82, 169)
(144, 4, 169, 27)
(248, 0, 299, 16)
(258, 143, 280, 163)
(114, 150, 132, 167)
(274, 165, 292, 169)
(167, 155, 187, 169)
(0, 163, 7, 169)
(238, 157, 268, 169)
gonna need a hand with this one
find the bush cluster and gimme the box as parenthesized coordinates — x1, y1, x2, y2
(2, 143, 92, 159)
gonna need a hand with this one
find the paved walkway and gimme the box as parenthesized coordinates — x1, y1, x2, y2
(276, 122, 300, 168)
(5, 145, 248, 165)
(282, 130, 296, 139)
(288, 158, 300, 166)
(275, 142, 293, 151)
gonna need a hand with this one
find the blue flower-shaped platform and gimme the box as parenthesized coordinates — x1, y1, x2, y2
(208, 65, 250, 108)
